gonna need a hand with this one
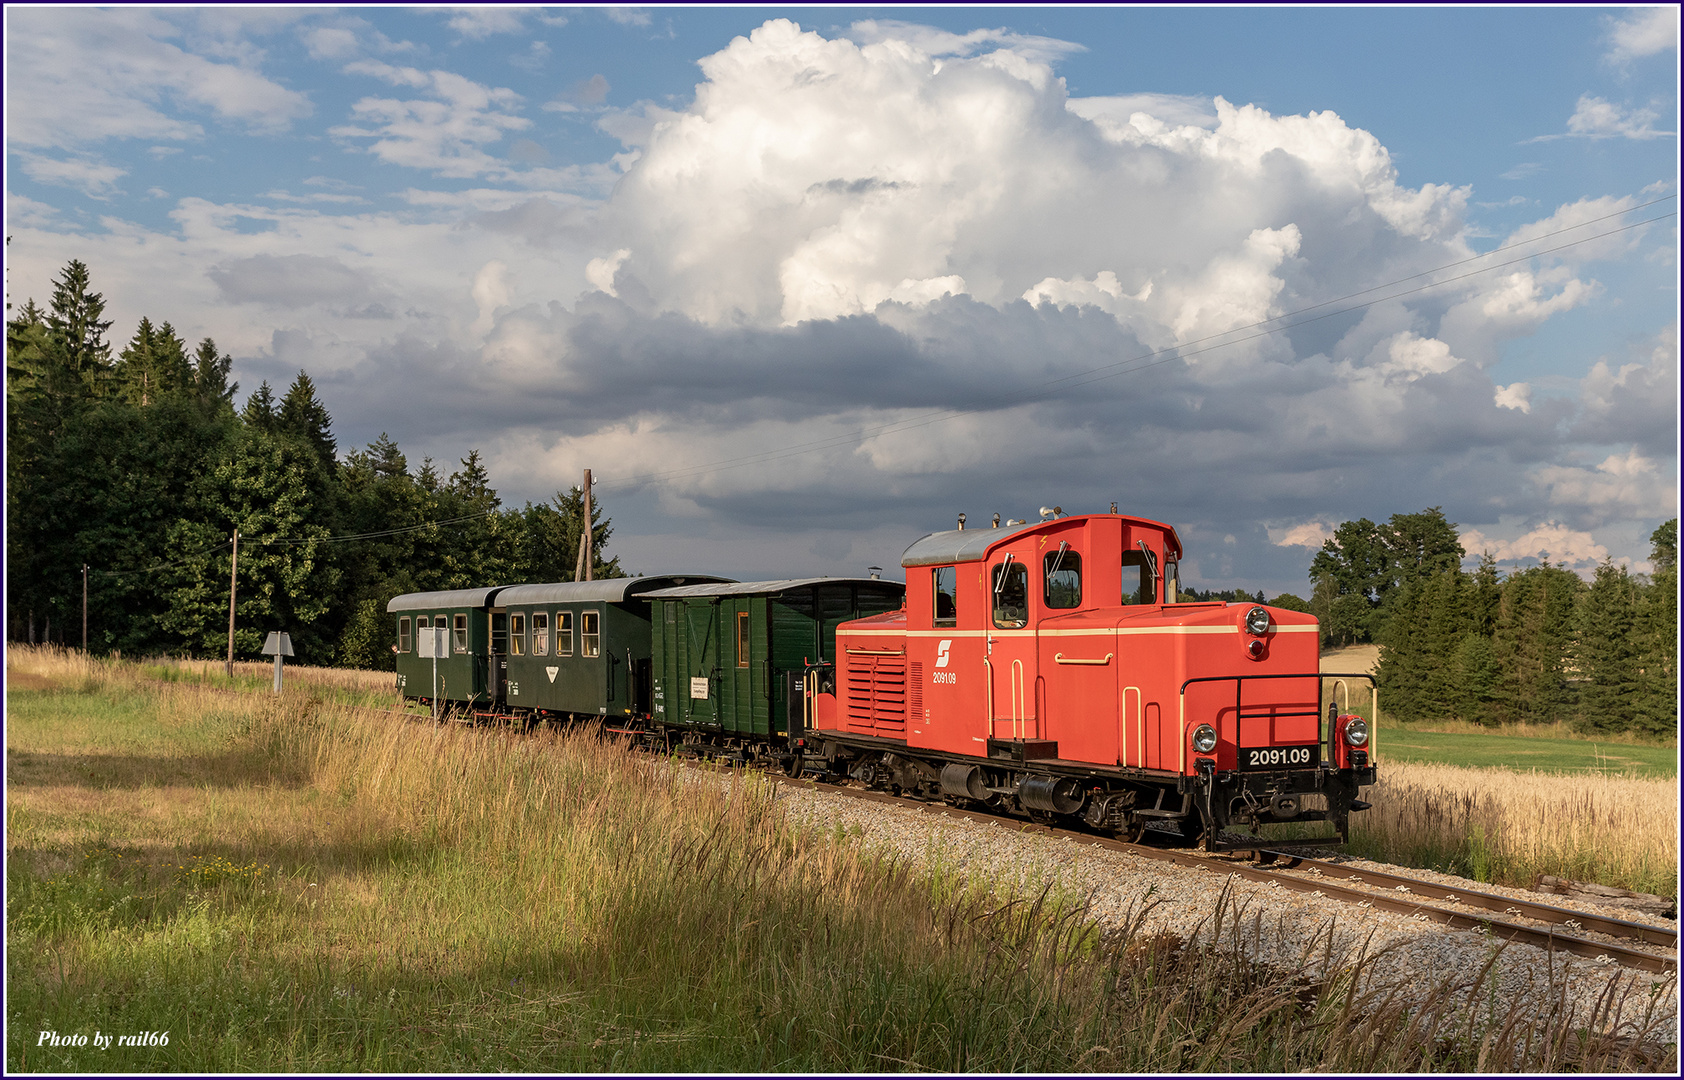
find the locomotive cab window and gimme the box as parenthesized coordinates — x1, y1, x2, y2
(509, 613, 526, 655)
(452, 614, 468, 653)
(581, 611, 601, 658)
(933, 566, 957, 627)
(1165, 558, 1181, 603)
(737, 611, 751, 667)
(992, 560, 1029, 628)
(556, 612, 573, 656)
(532, 612, 549, 656)
(1121, 552, 1156, 606)
(1044, 548, 1081, 609)
(398, 616, 411, 653)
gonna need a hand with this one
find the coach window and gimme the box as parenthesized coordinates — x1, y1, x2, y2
(533, 612, 549, 655)
(581, 611, 601, 658)
(399, 616, 412, 653)
(556, 612, 574, 656)
(452, 614, 468, 653)
(1044, 547, 1082, 609)
(992, 561, 1029, 628)
(933, 566, 957, 627)
(510, 613, 526, 655)
(737, 611, 751, 667)
(1121, 552, 1156, 606)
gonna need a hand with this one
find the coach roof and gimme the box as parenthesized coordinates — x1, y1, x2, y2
(496, 575, 734, 606)
(641, 577, 904, 600)
(387, 587, 509, 612)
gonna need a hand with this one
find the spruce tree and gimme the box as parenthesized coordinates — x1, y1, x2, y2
(191, 337, 238, 414)
(1635, 520, 1679, 736)
(45, 259, 114, 395)
(1575, 561, 1642, 734)
(242, 382, 278, 430)
(278, 370, 337, 470)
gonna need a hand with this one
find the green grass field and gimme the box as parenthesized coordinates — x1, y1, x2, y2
(1376, 727, 1677, 777)
(6, 647, 1676, 1073)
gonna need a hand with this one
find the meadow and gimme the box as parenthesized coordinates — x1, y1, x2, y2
(5, 646, 1676, 1073)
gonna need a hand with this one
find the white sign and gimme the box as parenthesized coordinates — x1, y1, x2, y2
(417, 627, 448, 659)
(690, 677, 709, 700)
(546, 666, 559, 682)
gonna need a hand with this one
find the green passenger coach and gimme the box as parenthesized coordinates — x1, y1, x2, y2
(644, 578, 906, 743)
(388, 586, 511, 709)
(496, 576, 732, 721)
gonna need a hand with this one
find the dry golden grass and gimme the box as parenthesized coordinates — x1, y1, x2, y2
(1353, 760, 1678, 895)
(8, 644, 1676, 1073)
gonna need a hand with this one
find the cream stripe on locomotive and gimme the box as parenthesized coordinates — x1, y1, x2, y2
(844, 625, 1318, 639)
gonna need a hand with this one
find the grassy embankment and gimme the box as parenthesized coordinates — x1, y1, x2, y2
(8, 646, 1674, 1073)
(1316, 645, 1678, 894)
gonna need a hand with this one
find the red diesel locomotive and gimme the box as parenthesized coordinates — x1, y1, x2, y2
(795, 511, 1377, 852)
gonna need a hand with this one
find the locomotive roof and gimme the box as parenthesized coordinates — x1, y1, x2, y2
(901, 514, 1183, 568)
(641, 577, 905, 600)
(496, 575, 735, 606)
(387, 586, 510, 612)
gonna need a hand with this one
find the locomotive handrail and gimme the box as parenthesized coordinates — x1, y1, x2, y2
(1053, 652, 1114, 665)
(1177, 671, 1378, 774)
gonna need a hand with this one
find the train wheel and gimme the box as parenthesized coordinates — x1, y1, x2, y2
(782, 753, 804, 778)
(1119, 818, 1148, 843)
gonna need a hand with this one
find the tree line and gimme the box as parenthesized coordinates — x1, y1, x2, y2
(7, 260, 621, 669)
(1283, 508, 1677, 737)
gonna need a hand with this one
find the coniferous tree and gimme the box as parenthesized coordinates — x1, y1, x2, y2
(191, 337, 238, 415)
(278, 370, 337, 471)
(1634, 520, 1678, 736)
(45, 259, 114, 396)
(1492, 564, 1583, 725)
(242, 381, 279, 430)
(1575, 561, 1642, 734)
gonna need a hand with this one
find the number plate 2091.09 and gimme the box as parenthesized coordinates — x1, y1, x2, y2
(1238, 744, 1320, 770)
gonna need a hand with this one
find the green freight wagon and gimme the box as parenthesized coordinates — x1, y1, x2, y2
(644, 578, 906, 744)
(389, 586, 512, 710)
(498, 576, 732, 721)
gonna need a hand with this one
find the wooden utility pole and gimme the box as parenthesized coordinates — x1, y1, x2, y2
(225, 530, 239, 678)
(82, 564, 89, 651)
(582, 469, 593, 582)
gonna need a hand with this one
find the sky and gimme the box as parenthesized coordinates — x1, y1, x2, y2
(4, 5, 1679, 593)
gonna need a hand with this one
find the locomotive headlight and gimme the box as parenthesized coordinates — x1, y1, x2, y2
(1343, 717, 1370, 747)
(1244, 606, 1271, 636)
(1192, 724, 1218, 753)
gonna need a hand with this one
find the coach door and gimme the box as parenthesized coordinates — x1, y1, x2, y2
(987, 546, 1040, 741)
(684, 599, 719, 726)
(490, 610, 508, 705)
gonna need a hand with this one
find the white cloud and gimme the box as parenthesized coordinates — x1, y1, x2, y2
(442, 8, 527, 39)
(605, 8, 653, 29)
(845, 19, 1085, 64)
(1272, 521, 1335, 548)
(1529, 450, 1677, 527)
(5, 8, 311, 150)
(1493, 382, 1532, 413)
(585, 249, 632, 296)
(304, 26, 360, 60)
(1530, 94, 1676, 141)
(1605, 7, 1679, 62)
(17, 153, 128, 198)
(333, 68, 531, 179)
(1459, 523, 1609, 570)
(510, 41, 552, 72)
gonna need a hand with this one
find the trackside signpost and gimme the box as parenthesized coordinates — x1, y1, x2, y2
(417, 627, 447, 720)
(261, 632, 294, 694)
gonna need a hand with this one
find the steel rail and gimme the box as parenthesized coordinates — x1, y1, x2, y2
(772, 777, 1677, 975)
(1254, 851, 1677, 949)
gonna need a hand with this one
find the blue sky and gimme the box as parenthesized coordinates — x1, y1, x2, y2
(5, 5, 1678, 591)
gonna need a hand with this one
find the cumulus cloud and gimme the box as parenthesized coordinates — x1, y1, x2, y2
(441, 7, 527, 40)
(1272, 522, 1335, 548)
(1528, 450, 1677, 527)
(333, 66, 531, 178)
(17, 153, 128, 198)
(5, 7, 311, 150)
(1530, 94, 1676, 141)
(1605, 7, 1679, 62)
(1459, 523, 1610, 570)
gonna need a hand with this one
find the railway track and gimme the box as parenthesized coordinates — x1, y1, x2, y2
(770, 774, 1679, 975)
